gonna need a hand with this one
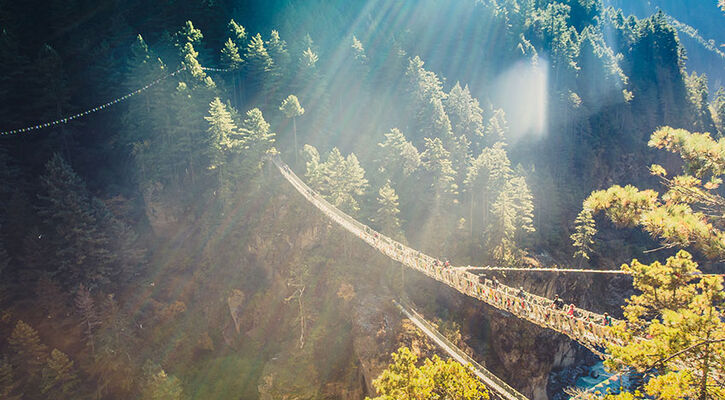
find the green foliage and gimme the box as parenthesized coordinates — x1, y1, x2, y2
(374, 181, 403, 238)
(0, 356, 22, 400)
(605, 251, 724, 400)
(141, 363, 184, 400)
(37, 155, 144, 289)
(220, 38, 243, 70)
(444, 83, 485, 145)
(8, 320, 47, 380)
(570, 208, 596, 264)
(579, 127, 725, 259)
(244, 33, 274, 96)
(376, 128, 421, 181)
(684, 72, 715, 133)
(420, 137, 458, 221)
(227, 19, 247, 48)
(41, 349, 79, 400)
(367, 347, 489, 400)
(712, 87, 725, 138)
(280, 94, 305, 118)
(303, 145, 368, 215)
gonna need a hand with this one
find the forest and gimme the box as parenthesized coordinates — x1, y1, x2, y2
(0, 0, 724, 399)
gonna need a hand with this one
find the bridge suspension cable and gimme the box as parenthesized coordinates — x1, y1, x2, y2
(0, 66, 188, 137)
(459, 266, 724, 277)
(269, 154, 622, 357)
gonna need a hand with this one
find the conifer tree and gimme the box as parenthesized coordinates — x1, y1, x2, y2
(367, 347, 489, 400)
(280, 95, 305, 166)
(711, 87, 725, 138)
(421, 137, 458, 214)
(605, 251, 724, 400)
(38, 154, 114, 288)
(570, 208, 596, 267)
(374, 181, 402, 238)
(41, 349, 79, 400)
(267, 30, 290, 76)
(0, 356, 22, 400)
(376, 128, 421, 182)
(8, 321, 47, 380)
(445, 83, 485, 147)
(241, 108, 275, 167)
(75, 284, 100, 355)
(220, 38, 243, 70)
(685, 72, 715, 133)
(227, 19, 247, 49)
(351, 35, 367, 64)
(300, 47, 318, 69)
(244, 33, 274, 101)
(304, 144, 325, 190)
(204, 98, 235, 173)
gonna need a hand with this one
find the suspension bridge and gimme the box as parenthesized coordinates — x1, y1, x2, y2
(270, 154, 621, 358)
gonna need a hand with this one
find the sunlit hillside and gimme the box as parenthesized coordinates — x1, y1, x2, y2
(0, 1, 723, 399)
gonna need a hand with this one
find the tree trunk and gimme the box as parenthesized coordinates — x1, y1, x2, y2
(293, 116, 299, 168)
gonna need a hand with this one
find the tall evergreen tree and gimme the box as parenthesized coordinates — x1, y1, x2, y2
(444, 83, 485, 145)
(713, 87, 725, 138)
(374, 181, 402, 239)
(244, 33, 274, 101)
(8, 321, 47, 381)
(421, 137, 458, 214)
(227, 19, 247, 49)
(41, 349, 79, 400)
(38, 155, 114, 288)
(0, 356, 22, 400)
(236, 108, 275, 178)
(280, 94, 305, 166)
(376, 128, 421, 186)
(75, 284, 100, 355)
(220, 38, 243, 70)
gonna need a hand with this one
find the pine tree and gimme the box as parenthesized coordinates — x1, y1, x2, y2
(339, 153, 369, 215)
(0, 356, 22, 400)
(41, 349, 79, 400)
(374, 181, 402, 238)
(711, 87, 725, 138)
(220, 38, 243, 70)
(421, 137, 457, 214)
(605, 251, 724, 400)
(280, 95, 305, 166)
(267, 30, 290, 76)
(38, 154, 114, 289)
(8, 320, 47, 380)
(237, 108, 275, 177)
(685, 72, 715, 133)
(489, 177, 534, 265)
(227, 19, 247, 49)
(303, 144, 325, 190)
(244, 33, 274, 101)
(367, 347, 489, 400)
(75, 284, 100, 354)
(204, 98, 235, 172)
(444, 83, 485, 146)
(570, 208, 596, 267)
(376, 128, 421, 182)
